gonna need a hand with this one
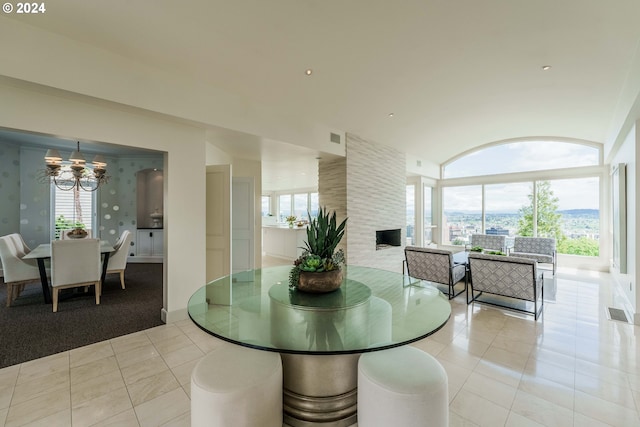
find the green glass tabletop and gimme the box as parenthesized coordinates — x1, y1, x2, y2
(188, 265, 451, 355)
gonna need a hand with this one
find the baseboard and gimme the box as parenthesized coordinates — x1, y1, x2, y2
(161, 307, 188, 324)
(128, 256, 163, 263)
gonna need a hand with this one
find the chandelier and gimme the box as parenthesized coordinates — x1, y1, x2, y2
(43, 142, 109, 191)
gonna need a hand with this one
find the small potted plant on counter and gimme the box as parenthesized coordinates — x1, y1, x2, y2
(286, 215, 297, 228)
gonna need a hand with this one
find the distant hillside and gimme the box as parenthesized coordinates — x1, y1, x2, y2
(558, 209, 599, 217)
(444, 209, 599, 217)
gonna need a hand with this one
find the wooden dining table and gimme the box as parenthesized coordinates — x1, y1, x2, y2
(23, 240, 114, 304)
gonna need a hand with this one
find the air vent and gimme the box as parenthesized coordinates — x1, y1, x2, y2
(607, 307, 629, 322)
(330, 132, 341, 144)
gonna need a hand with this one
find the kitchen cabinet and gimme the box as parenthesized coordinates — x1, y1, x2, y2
(137, 229, 164, 259)
(262, 226, 306, 260)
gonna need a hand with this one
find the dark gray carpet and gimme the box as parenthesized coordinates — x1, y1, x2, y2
(0, 263, 164, 368)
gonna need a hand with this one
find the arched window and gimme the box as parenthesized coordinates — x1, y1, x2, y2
(443, 140, 600, 179)
(440, 139, 602, 258)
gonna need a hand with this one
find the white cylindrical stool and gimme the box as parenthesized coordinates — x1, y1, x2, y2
(358, 346, 448, 427)
(191, 344, 283, 427)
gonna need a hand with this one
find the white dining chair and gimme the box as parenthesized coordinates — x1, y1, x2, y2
(8, 233, 32, 257)
(6, 233, 35, 300)
(0, 235, 43, 307)
(51, 239, 101, 312)
(106, 230, 132, 289)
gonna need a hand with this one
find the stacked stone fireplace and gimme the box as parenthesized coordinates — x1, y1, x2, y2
(376, 229, 401, 250)
(319, 133, 406, 272)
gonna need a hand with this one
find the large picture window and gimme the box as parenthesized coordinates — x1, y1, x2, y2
(261, 195, 271, 217)
(423, 186, 433, 244)
(440, 140, 602, 258)
(406, 185, 415, 245)
(441, 179, 600, 256)
(52, 187, 95, 239)
(544, 178, 599, 256)
(293, 194, 309, 219)
(278, 194, 292, 222)
(484, 182, 530, 237)
(277, 192, 318, 222)
(442, 186, 482, 246)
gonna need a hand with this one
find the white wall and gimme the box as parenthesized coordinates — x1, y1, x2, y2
(610, 124, 638, 322)
(0, 78, 207, 323)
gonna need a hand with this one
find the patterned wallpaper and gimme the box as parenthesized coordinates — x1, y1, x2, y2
(18, 147, 51, 248)
(0, 141, 163, 255)
(97, 156, 164, 254)
(0, 142, 21, 239)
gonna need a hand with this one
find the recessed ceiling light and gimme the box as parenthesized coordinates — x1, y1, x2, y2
(542, 65, 552, 71)
(388, 113, 394, 118)
(305, 69, 313, 76)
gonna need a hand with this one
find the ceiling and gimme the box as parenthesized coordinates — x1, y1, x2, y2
(0, 128, 159, 156)
(6, 0, 640, 185)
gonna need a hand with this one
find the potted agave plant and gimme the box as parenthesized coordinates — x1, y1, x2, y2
(289, 207, 347, 293)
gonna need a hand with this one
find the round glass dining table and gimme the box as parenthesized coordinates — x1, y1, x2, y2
(188, 265, 451, 427)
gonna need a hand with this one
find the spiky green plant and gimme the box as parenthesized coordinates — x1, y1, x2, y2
(289, 207, 348, 289)
(302, 207, 347, 260)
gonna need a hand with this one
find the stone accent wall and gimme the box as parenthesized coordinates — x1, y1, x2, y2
(345, 134, 405, 272)
(317, 134, 406, 272)
(318, 157, 348, 258)
(346, 134, 407, 272)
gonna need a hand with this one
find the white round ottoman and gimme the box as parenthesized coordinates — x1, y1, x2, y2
(357, 346, 448, 427)
(191, 344, 283, 427)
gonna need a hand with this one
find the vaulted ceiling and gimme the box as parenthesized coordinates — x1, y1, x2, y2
(5, 0, 640, 177)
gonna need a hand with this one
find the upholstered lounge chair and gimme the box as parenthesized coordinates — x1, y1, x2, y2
(468, 252, 544, 320)
(404, 246, 467, 299)
(510, 236, 556, 275)
(469, 234, 507, 253)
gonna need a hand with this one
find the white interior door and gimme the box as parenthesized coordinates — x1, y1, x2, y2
(232, 177, 255, 281)
(206, 165, 232, 304)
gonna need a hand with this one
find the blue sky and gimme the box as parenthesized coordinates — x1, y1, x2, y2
(442, 141, 600, 211)
(445, 141, 599, 179)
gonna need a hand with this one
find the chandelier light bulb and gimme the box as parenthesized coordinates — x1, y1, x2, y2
(41, 142, 109, 192)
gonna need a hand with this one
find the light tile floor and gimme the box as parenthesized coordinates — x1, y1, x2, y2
(1, 268, 639, 426)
